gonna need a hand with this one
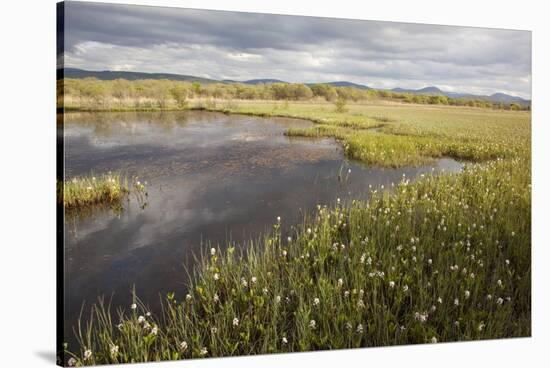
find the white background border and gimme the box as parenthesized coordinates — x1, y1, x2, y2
(0, 0, 547, 367)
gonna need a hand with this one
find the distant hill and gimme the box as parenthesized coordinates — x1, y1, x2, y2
(391, 86, 529, 105)
(244, 79, 287, 85)
(322, 81, 371, 90)
(60, 67, 216, 84)
(59, 68, 529, 105)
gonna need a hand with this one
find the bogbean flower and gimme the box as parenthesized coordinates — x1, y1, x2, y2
(389, 281, 395, 288)
(210, 248, 216, 256)
(454, 298, 459, 306)
(497, 279, 503, 287)
(287, 236, 292, 243)
(307, 228, 312, 235)
(478, 322, 486, 331)
(130, 303, 137, 310)
(137, 315, 145, 324)
(282, 250, 288, 257)
(200, 347, 208, 356)
(146, 312, 151, 317)
(309, 320, 317, 329)
(356, 324, 364, 334)
(213, 273, 220, 281)
(282, 337, 288, 344)
(68, 357, 77, 367)
(241, 278, 248, 288)
(496, 297, 504, 305)
(233, 318, 240, 327)
(431, 337, 438, 343)
(110, 345, 119, 358)
(437, 297, 443, 304)
(263, 287, 269, 295)
(251, 277, 257, 284)
(313, 298, 320, 307)
(211, 327, 217, 334)
(186, 294, 192, 302)
(84, 349, 92, 360)
(276, 295, 282, 304)
(465, 290, 470, 299)
(180, 341, 188, 351)
(213, 294, 220, 303)
(402, 285, 409, 292)
(338, 278, 344, 287)
(151, 326, 158, 335)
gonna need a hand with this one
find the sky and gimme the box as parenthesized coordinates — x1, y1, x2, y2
(60, 1, 532, 98)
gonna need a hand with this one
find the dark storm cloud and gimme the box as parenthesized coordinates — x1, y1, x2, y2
(61, 1, 532, 98)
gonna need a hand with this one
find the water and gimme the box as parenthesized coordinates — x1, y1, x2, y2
(61, 110, 462, 341)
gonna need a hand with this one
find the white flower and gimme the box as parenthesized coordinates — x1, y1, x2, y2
(313, 297, 320, 307)
(211, 327, 217, 334)
(287, 236, 292, 242)
(68, 357, 77, 366)
(478, 322, 486, 331)
(344, 290, 350, 298)
(402, 285, 409, 292)
(356, 324, 364, 334)
(275, 295, 282, 303)
(431, 337, 438, 343)
(497, 279, 503, 287)
(454, 298, 459, 306)
(282, 337, 288, 344)
(233, 318, 239, 327)
(180, 341, 188, 351)
(263, 287, 269, 295)
(338, 278, 344, 287)
(428, 258, 433, 265)
(437, 297, 443, 304)
(186, 294, 192, 302)
(200, 347, 208, 356)
(309, 320, 317, 329)
(137, 315, 145, 324)
(110, 345, 119, 357)
(505, 259, 510, 266)
(389, 281, 395, 288)
(210, 248, 216, 256)
(307, 228, 312, 235)
(241, 278, 248, 287)
(213, 273, 220, 281)
(251, 276, 257, 284)
(130, 303, 137, 310)
(151, 326, 158, 335)
(496, 297, 504, 305)
(465, 290, 470, 299)
(277, 216, 281, 222)
(213, 293, 220, 303)
(83, 349, 92, 360)
(146, 312, 151, 317)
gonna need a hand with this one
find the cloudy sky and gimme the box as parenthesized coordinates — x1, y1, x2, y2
(60, 1, 532, 98)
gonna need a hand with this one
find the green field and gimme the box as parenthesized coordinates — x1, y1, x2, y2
(61, 85, 531, 366)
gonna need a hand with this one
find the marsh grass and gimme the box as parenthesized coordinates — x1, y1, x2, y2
(65, 157, 530, 366)
(61, 173, 147, 210)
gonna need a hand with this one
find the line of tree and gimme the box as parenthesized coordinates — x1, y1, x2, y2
(60, 78, 530, 111)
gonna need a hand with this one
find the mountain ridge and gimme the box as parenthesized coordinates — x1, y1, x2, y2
(59, 68, 529, 105)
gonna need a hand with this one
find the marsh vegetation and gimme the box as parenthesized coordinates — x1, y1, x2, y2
(59, 80, 531, 366)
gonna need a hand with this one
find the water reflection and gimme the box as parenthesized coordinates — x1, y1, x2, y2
(62, 111, 462, 343)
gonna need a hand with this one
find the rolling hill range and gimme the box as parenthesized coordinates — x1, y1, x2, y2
(59, 68, 530, 105)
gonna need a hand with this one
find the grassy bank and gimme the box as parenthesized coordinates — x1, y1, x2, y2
(61, 173, 146, 209)
(65, 156, 530, 365)
(200, 100, 531, 167)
